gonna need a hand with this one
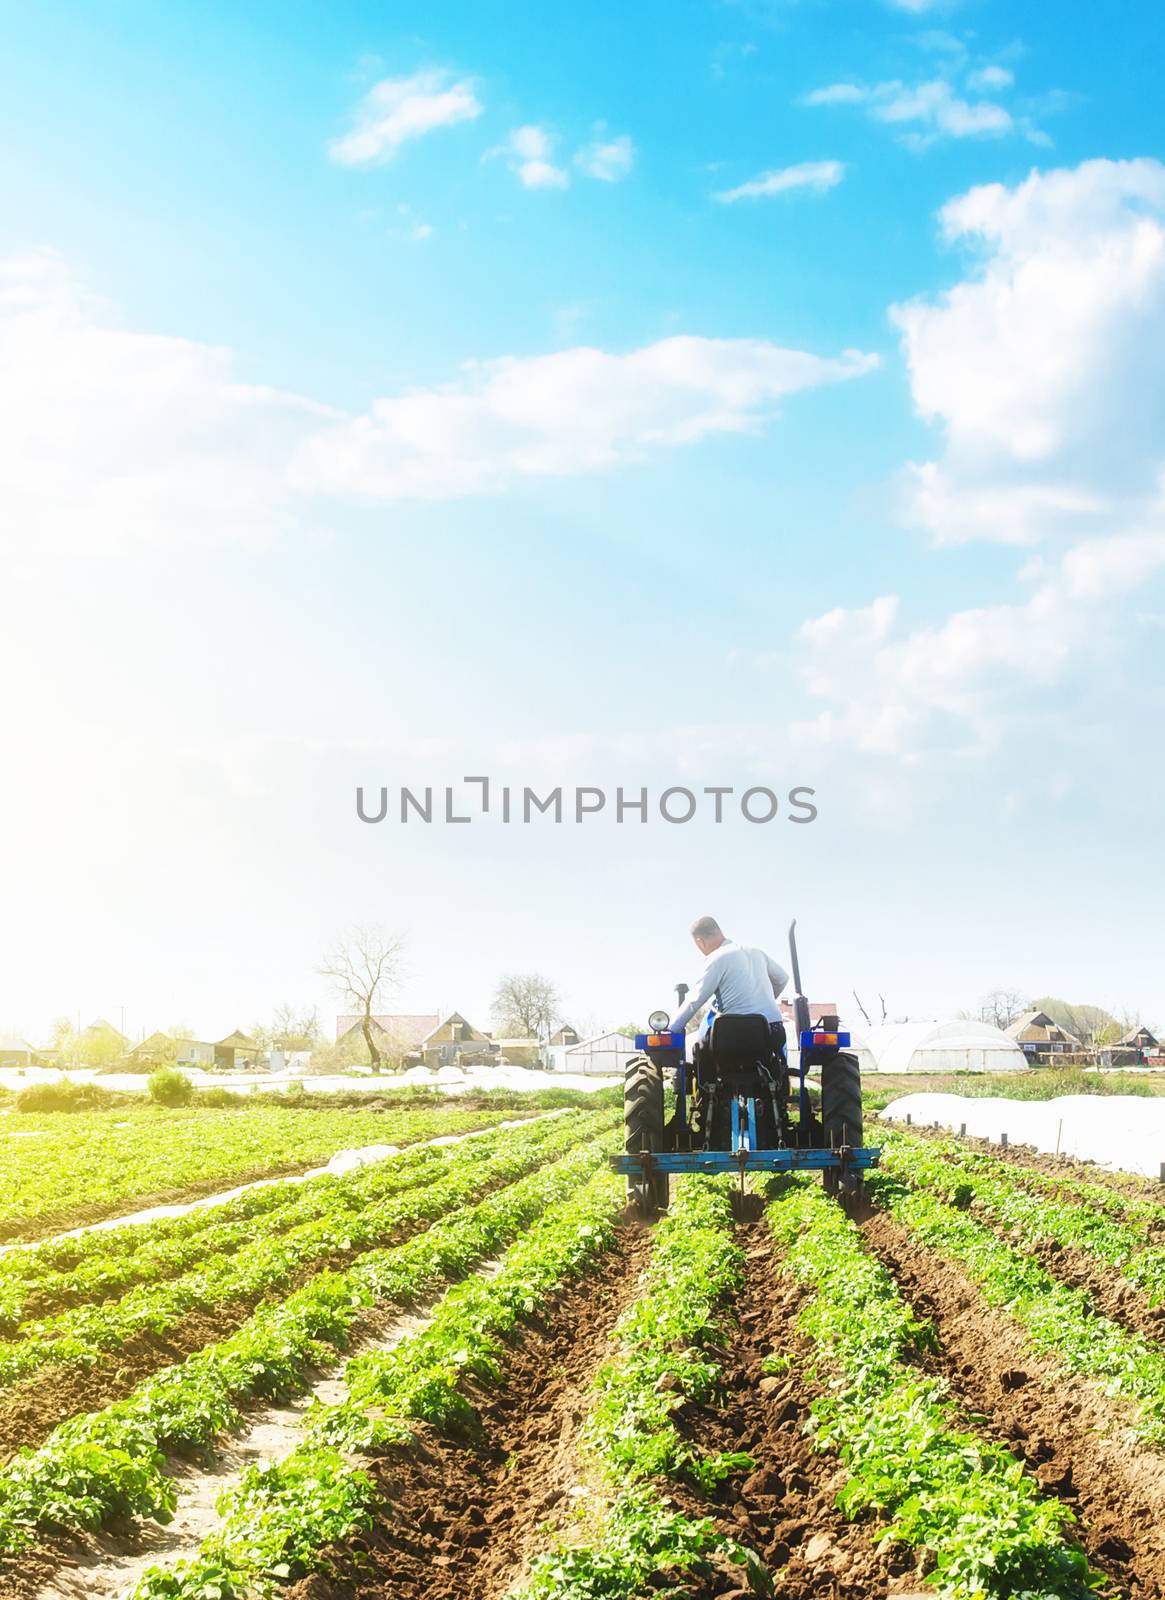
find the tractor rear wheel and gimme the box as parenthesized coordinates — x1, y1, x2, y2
(820, 1050, 863, 1198)
(624, 1056, 669, 1215)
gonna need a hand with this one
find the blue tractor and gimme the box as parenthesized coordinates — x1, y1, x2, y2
(612, 921, 880, 1213)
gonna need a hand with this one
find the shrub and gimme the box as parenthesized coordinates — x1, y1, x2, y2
(200, 1085, 245, 1108)
(14, 1078, 125, 1113)
(148, 1067, 194, 1108)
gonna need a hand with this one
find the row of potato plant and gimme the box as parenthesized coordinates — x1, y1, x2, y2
(513, 1175, 769, 1600)
(0, 1101, 539, 1241)
(868, 1157, 1165, 1445)
(879, 1126, 1165, 1305)
(0, 1120, 613, 1558)
(0, 1114, 547, 1331)
(129, 1164, 627, 1599)
(0, 1111, 608, 1388)
(766, 1177, 1101, 1600)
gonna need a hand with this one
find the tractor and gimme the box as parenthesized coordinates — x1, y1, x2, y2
(612, 921, 879, 1213)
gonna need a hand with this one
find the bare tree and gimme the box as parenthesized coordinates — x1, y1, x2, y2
(252, 1005, 321, 1052)
(851, 990, 873, 1028)
(976, 989, 1029, 1031)
(492, 973, 561, 1041)
(319, 929, 406, 1073)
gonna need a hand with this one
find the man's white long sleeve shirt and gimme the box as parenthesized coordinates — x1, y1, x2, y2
(669, 939, 789, 1031)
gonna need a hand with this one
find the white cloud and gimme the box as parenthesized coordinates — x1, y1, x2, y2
(802, 83, 866, 106)
(792, 158, 1165, 761)
(967, 64, 1014, 92)
(489, 124, 569, 190)
(793, 525, 1165, 758)
(575, 132, 634, 182)
(293, 337, 879, 500)
(714, 159, 845, 203)
(886, 0, 947, 11)
(329, 69, 482, 167)
(892, 158, 1165, 543)
(803, 76, 1013, 146)
(0, 252, 878, 539)
(0, 251, 331, 553)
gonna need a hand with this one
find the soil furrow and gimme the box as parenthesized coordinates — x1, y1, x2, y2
(861, 1207, 1165, 1599)
(659, 1222, 922, 1599)
(280, 1221, 653, 1600)
(0, 1159, 563, 1459)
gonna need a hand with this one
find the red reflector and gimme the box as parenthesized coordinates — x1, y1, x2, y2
(812, 1031, 838, 1046)
(647, 1033, 670, 1046)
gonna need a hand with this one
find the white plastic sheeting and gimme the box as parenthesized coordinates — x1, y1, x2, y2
(881, 1092, 1165, 1179)
(859, 1019, 1029, 1074)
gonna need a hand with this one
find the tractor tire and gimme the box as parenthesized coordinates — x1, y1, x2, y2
(624, 1056, 669, 1215)
(820, 1050, 863, 1198)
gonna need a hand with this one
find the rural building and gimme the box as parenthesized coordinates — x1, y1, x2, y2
(0, 1038, 35, 1068)
(1005, 1010, 1083, 1063)
(860, 1019, 1029, 1074)
(546, 1025, 582, 1071)
(130, 1032, 215, 1067)
(557, 1031, 638, 1076)
(213, 1030, 263, 1069)
(1104, 1025, 1160, 1067)
(489, 1037, 543, 1067)
(420, 1013, 493, 1068)
(335, 1013, 440, 1060)
(779, 999, 840, 1032)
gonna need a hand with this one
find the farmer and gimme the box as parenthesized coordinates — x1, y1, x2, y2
(668, 916, 789, 1036)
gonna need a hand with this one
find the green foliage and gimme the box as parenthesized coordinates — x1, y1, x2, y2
(0, 1099, 576, 1242)
(12, 1078, 126, 1113)
(880, 1127, 1165, 1304)
(870, 1148, 1165, 1444)
(766, 1179, 1102, 1599)
(519, 1486, 759, 1600)
(128, 1158, 626, 1597)
(148, 1068, 195, 1107)
(0, 1115, 617, 1555)
(515, 1177, 768, 1600)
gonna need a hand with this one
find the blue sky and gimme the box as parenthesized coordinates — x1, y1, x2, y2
(1, 0, 1163, 1044)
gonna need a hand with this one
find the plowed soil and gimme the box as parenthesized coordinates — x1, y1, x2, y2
(1019, 1233, 1165, 1347)
(283, 1222, 653, 1600)
(862, 1208, 1165, 1598)
(659, 1226, 925, 1599)
(0, 1168, 549, 1459)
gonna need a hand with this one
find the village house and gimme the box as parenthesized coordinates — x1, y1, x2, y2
(1005, 1009, 1084, 1063)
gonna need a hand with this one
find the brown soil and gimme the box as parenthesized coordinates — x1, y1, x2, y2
(282, 1223, 653, 1600)
(0, 1184, 520, 1459)
(658, 1227, 922, 1600)
(861, 1208, 1165, 1598)
(0, 1301, 253, 1460)
(1018, 1234, 1165, 1348)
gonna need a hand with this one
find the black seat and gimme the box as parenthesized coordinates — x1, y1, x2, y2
(708, 1013, 775, 1073)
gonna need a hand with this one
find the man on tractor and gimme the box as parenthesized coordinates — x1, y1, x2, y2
(668, 916, 789, 1039)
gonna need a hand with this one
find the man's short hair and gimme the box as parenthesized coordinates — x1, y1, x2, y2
(690, 915, 722, 940)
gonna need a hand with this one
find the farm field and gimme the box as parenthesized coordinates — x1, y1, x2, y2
(4, 1109, 1165, 1600)
(0, 1091, 609, 1243)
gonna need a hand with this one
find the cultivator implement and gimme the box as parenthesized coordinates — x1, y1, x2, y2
(611, 920, 881, 1213)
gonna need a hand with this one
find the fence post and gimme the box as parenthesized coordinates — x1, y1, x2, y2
(960, 1122, 967, 1138)
(906, 1113, 911, 1126)
(1001, 1131, 1009, 1148)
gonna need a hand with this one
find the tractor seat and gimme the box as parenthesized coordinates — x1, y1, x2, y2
(708, 1013, 776, 1073)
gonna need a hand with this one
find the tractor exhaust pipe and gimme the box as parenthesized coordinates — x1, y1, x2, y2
(788, 919, 811, 1040)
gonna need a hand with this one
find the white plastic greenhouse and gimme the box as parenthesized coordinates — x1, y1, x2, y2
(856, 1018, 1029, 1075)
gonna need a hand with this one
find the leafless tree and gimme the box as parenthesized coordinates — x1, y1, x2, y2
(319, 928, 406, 1073)
(976, 989, 1029, 1031)
(851, 990, 873, 1028)
(492, 973, 561, 1041)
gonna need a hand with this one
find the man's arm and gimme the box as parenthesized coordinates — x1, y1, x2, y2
(766, 952, 790, 998)
(669, 953, 723, 1032)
